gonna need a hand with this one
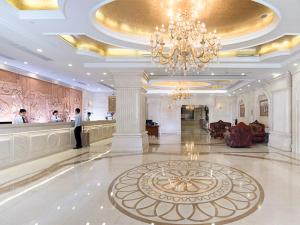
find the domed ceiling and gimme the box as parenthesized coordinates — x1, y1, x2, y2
(96, 0, 277, 39)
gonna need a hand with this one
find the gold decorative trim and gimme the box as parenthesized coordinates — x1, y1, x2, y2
(6, 0, 59, 10)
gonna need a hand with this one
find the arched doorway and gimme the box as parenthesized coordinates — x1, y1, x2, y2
(181, 105, 209, 144)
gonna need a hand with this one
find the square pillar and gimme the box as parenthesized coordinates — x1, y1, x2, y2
(112, 72, 149, 152)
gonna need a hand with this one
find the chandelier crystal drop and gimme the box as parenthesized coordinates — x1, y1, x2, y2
(150, 11, 221, 75)
(170, 87, 192, 100)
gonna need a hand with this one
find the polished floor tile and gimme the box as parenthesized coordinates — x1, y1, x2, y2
(0, 122, 300, 225)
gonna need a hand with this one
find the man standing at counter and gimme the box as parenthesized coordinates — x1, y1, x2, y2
(73, 108, 83, 149)
(13, 109, 28, 124)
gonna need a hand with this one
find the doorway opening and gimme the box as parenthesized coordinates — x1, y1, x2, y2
(181, 105, 209, 144)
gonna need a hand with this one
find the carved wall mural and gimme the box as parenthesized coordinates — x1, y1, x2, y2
(0, 69, 82, 123)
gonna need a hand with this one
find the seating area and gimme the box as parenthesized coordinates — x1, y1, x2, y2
(209, 120, 267, 148)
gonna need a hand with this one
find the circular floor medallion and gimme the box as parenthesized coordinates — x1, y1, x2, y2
(108, 160, 264, 225)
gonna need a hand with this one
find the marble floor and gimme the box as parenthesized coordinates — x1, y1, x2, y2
(0, 122, 300, 225)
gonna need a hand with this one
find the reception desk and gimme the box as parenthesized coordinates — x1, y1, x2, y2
(0, 120, 116, 169)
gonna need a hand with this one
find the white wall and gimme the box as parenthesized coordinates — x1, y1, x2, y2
(83, 91, 113, 121)
(147, 94, 235, 134)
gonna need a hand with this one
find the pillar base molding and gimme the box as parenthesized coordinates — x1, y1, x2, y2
(268, 131, 292, 151)
(112, 132, 149, 152)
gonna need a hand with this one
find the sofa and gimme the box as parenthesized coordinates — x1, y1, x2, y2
(225, 122, 252, 147)
(209, 120, 231, 139)
(249, 120, 266, 143)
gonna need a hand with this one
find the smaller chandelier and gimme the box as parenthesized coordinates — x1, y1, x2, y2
(150, 11, 221, 75)
(170, 87, 192, 100)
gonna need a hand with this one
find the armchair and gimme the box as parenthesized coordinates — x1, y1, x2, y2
(225, 122, 252, 147)
(209, 120, 231, 139)
(249, 120, 266, 143)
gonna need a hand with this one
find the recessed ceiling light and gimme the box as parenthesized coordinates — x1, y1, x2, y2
(100, 79, 104, 82)
(68, 63, 72, 67)
(247, 84, 251, 87)
(86, 72, 91, 76)
(241, 73, 246, 76)
(258, 80, 261, 83)
(150, 72, 155, 75)
(103, 72, 107, 75)
(239, 88, 242, 91)
(36, 48, 43, 53)
(24, 61, 28, 65)
(272, 73, 281, 78)
(211, 72, 215, 76)
(294, 63, 298, 66)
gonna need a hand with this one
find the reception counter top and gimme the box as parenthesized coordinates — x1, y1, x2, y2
(0, 120, 116, 169)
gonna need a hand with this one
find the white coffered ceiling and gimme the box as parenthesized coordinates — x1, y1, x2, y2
(0, 0, 300, 94)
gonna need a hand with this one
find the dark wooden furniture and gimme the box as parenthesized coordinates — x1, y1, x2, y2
(146, 125, 159, 138)
(209, 120, 231, 139)
(225, 122, 252, 148)
(249, 120, 266, 143)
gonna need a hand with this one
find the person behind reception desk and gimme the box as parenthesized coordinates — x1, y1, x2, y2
(13, 109, 28, 124)
(73, 108, 83, 149)
(51, 110, 62, 122)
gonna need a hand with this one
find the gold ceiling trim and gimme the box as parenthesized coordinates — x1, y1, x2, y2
(151, 81, 211, 88)
(6, 0, 59, 10)
(258, 35, 300, 55)
(96, 0, 276, 39)
(59, 34, 300, 58)
(59, 34, 148, 57)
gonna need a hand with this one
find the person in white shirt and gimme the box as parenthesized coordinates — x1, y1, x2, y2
(73, 108, 82, 149)
(13, 109, 28, 124)
(51, 110, 62, 122)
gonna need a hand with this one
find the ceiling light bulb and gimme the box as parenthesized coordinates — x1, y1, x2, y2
(86, 72, 91, 76)
(4, 61, 7, 65)
(100, 79, 104, 82)
(211, 72, 215, 76)
(272, 73, 281, 78)
(294, 63, 298, 66)
(150, 72, 154, 75)
(68, 63, 72, 67)
(248, 84, 251, 87)
(241, 73, 245, 76)
(258, 80, 261, 83)
(24, 61, 28, 65)
(103, 72, 107, 75)
(36, 48, 43, 52)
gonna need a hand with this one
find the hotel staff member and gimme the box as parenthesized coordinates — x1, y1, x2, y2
(73, 108, 83, 149)
(51, 110, 62, 122)
(13, 109, 28, 124)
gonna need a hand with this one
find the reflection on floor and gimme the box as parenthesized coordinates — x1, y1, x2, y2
(0, 132, 300, 225)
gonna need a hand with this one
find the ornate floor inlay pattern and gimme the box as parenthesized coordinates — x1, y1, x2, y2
(109, 160, 264, 225)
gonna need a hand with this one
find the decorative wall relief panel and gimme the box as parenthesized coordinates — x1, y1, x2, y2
(0, 69, 82, 122)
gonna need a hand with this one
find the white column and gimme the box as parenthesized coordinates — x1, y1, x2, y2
(111, 72, 149, 152)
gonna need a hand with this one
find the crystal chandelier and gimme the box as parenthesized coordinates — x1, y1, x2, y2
(150, 11, 221, 75)
(170, 87, 191, 100)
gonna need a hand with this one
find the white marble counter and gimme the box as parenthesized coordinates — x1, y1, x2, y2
(0, 120, 116, 169)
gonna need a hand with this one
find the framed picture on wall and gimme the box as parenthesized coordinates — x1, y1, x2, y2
(240, 104, 245, 117)
(260, 99, 268, 116)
